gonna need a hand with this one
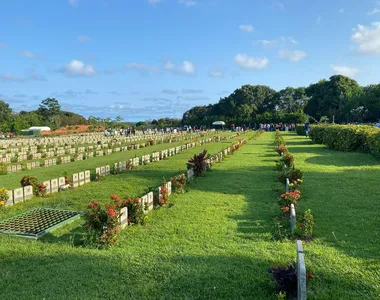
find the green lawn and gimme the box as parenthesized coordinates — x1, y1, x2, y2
(0, 132, 378, 299)
(0, 131, 233, 190)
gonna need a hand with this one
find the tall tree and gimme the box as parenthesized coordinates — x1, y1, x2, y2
(0, 100, 13, 132)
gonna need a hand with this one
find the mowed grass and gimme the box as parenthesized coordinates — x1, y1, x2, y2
(282, 132, 380, 299)
(0, 131, 233, 190)
(0, 132, 378, 299)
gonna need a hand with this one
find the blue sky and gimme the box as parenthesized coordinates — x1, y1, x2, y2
(1, 0, 380, 121)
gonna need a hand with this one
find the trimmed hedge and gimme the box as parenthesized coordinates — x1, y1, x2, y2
(296, 125, 306, 136)
(309, 125, 380, 155)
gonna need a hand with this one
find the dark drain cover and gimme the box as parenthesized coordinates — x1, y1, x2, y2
(0, 208, 82, 239)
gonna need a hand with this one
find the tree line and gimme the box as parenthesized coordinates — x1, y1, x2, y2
(182, 75, 380, 126)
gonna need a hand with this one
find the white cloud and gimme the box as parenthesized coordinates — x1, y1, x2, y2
(331, 65, 360, 78)
(63, 60, 96, 76)
(338, 8, 344, 14)
(77, 35, 92, 42)
(178, 61, 195, 74)
(179, 0, 197, 7)
(182, 89, 203, 94)
(239, 24, 254, 33)
(148, 0, 161, 5)
(0, 73, 25, 82)
(68, 0, 78, 7)
(125, 62, 160, 74)
(20, 50, 36, 59)
(163, 60, 175, 70)
(162, 89, 178, 94)
(273, 2, 285, 10)
(254, 36, 298, 48)
(279, 50, 307, 62)
(234, 54, 268, 70)
(316, 15, 322, 25)
(352, 23, 380, 55)
(209, 70, 224, 78)
(367, 8, 380, 15)
(0, 68, 46, 82)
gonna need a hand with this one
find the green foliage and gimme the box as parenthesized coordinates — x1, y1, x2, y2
(309, 125, 380, 155)
(0, 163, 8, 175)
(296, 125, 306, 136)
(296, 209, 314, 238)
(187, 149, 208, 176)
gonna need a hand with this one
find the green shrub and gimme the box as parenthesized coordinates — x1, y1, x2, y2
(296, 125, 306, 136)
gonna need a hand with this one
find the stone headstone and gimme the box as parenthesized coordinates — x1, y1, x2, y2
(186, 169, 194, 182)
(96, 167, 101, 176)
(79, 172, 85, 186)
(23, 185, 33, 200)
(58, 177, 66, 187)
(26, 163, 32, 170)
(296, 240, 307, 300)
(13, 188, 24, 203)
(11, 165, 17, 173)
(286, 178, 290, 193)
(43, 180, 51, 194)
(5, 190, 13, 206)
(105, 165, 110, 175)
(72, 173, 79, 187)
(100, 166, 106, 176)
(166, 181, 172, 196)
(85, 170, 91, 183)
(141, 194, 148, 212)
(51, 178, 59, 193)
(119, 207, 128, 229)
(290, 204, 296, 234)
(147, 192, 154, 210)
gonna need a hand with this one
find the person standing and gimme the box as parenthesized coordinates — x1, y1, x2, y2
(305, 122, 310, 137)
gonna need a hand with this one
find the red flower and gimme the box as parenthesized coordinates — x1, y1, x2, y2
(108, 208, 116, 217)
(159, 198, 165, 204)
(110, 194, 119, 200)
(115, 228, 120, 233)
(300, 223, 305, 227)
(307, 273, 313, 280)
(281, 206, 289, 212)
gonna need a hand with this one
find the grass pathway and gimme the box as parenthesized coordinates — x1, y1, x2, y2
(0, 132, 295, 299)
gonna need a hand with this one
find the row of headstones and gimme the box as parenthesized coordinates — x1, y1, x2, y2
(4, 171, 91, 206)
(119, 182, 172, 228)
(0, 131, 205, 151)
(1, 132, 215, 174)
(284, 167, 297, 234)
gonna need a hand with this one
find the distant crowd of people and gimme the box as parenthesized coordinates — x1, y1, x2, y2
(257, 123, 297, 132)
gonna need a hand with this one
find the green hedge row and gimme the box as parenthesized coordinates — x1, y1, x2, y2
(296, 125, 306, 136)
(309, 125, 380, 155)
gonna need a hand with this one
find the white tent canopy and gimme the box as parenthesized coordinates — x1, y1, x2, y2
(29, 126, 51, 131)
(212, 121, 225, 126)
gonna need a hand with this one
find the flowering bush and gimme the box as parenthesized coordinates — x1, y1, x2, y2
(20, 175, 46, 197)
(288, 179, 303, 191)
(297, 209, 314, 238)
(274, 134, 285, 146)
(276, 144, 288, 156)
(282, 153, 294, 168)
(0, 188, 9, 206)
(154, 181, 169, 207)
(0, 163, 7, 175)
(277, 168, 303, 185)
(65, 175, 73, 187)
(122, 196, 145, 225)
(170, 172, 187, 194)
(83, 199, 121, 248)
(278, 190, 301, 207)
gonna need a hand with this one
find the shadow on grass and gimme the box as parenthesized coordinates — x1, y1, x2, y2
(0, 252, 276, 299)
(305, 153, 378, 167)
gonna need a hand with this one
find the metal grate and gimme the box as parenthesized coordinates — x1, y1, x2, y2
(0, 208, 82, 239)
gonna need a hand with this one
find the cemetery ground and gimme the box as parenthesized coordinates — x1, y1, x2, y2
(0, 131, 234, 190)
(0, 132, 379, 299)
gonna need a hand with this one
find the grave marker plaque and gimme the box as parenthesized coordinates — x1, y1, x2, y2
(13, 188, 24, 203)
(85, 170, 91, 183)
(58, 177, 66, 187)
(27, 163, 32, 170)
(166, 181, 172, 196)
(6, 190, 13, 206)
(23, 185, 33, 200)
(141, 195, 148, 212)
(79, 172, 85, 186)
(100, 166, 106, 176)
(72, 173, 79, 188)
(105, 165, 110, 175)
(147, 192, 154, 210)
(43, 181, 51, 194)
(119, 207, 128, 229)
(51, 178, 59, 193)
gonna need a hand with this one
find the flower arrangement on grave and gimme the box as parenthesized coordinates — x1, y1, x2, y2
(0, 188, 9, 206)
(187, 149, 208, 177)
(83, 199, 121, 248)
(276, 144, 288, 156)
(0, 163, 8, 175)
(277, 167, 303, 185)
(65, 175, 73, 187)
(120, 196, 145, 225)
(125, 162, 132, 170)
(296, 209, 314, 239)
(278, 190, 301, 207)
(288, 179, 303, 191)
(170, 172, 187, 194)
(154, 182, 169, 207)
(20, 175, 45, 197)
